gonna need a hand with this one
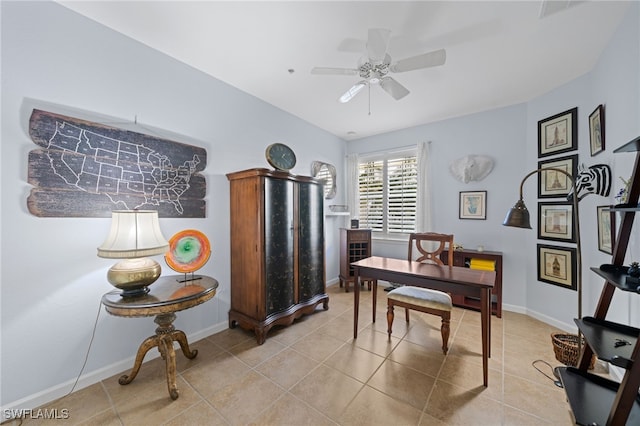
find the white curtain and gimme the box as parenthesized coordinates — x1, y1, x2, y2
(346, 153, 359, 218)
(416, 141, 432, 232)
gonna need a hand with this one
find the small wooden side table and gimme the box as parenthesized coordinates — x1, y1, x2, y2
(339, 228, 375, 292)
(101, 275, 218, 400)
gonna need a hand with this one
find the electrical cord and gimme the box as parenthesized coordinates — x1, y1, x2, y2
(67, 298, 103, 395)
(532, 359, 563, 388)
(3, 300, 103, 424)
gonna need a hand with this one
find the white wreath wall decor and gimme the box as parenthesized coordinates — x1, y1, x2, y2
(449, 155, 494, 183)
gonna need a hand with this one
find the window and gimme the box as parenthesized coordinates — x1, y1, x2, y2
(358, 151, 417, 236)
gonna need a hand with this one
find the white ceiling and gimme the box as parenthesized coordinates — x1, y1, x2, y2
(57, 1, 630, 141)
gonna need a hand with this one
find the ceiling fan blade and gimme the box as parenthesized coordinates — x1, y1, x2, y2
(338, 38, 366, 53)
(311, 67, 359, 76)
(367, 28, 391, 63)
(339, 81, 367, 103)
(390, 48, 447, 73)
(380, 77, 410, 100)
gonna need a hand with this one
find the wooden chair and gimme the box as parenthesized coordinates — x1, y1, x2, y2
(386, 232, 454, 354)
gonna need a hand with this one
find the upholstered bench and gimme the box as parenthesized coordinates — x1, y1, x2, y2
(386, 286, 452, 354)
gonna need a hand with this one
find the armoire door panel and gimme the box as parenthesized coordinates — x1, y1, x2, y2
(298, 182, 325, 302)
(264, 177, 295, 315)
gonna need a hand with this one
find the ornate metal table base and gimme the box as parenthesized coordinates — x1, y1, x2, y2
(118, 313, 197, 400)
(102, 276, 218, 400)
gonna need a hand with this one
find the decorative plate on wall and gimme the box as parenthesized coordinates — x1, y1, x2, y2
(165, 229, 211, 273)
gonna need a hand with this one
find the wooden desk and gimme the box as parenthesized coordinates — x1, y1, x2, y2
(351, 256, 495, 386)
(102, 275, 218, 400)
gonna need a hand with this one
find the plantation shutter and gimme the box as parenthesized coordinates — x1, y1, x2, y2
(387, 156, 417, 233)
(358, 160, 383, 231)
(357, 153, 417, 235)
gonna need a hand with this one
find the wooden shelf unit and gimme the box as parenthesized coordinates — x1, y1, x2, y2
(339, 228, 374, 292)
(557, 136, 640, 425)
(441, 249, 503, 318)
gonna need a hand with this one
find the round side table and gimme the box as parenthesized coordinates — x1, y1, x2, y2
(102, 275, 218, 400)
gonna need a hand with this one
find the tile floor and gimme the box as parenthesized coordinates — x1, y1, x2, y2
(14, 283, 589, 425)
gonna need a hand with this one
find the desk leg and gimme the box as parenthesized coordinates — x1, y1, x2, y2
(372, 279, 377, 324)
(487, 290, 491, 359)
(354, 267, 360, 339)
(481, 288, 490, 387)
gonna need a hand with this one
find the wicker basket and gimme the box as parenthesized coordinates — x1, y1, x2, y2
(551, 332, 596, 369)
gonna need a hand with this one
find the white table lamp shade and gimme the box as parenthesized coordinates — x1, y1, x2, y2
(98, 210, 169, 259)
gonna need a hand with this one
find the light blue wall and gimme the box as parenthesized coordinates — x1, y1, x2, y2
(2, 0, 639, 413)
(1, 1, 345, 409)
(347, 104, 528, 310)
(526, 2, 640, 327)
(527, 3, 640, 325)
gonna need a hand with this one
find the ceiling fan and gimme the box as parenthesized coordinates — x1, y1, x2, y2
(311, 28, 446, 103)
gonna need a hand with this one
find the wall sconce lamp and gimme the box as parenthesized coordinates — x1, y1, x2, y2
(97, 210, 169, 298)
(503, 168, 583, 356)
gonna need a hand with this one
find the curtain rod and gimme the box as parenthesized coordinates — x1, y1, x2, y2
(347, 141, 431, 157)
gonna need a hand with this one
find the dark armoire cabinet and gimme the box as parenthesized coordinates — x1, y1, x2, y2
(226, 168, 328, 344)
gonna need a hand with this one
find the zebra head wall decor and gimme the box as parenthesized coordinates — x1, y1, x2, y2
(567, 163, 612, 202)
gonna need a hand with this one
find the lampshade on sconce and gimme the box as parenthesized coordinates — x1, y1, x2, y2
(98, 210, 169, 297)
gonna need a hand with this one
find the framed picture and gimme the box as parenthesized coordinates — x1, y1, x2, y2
(538, 154, 578, 198)
(589, 104, 605, 156)
(459, 191, 487, 220)
(538, 202, 575, 243)
(537, 244, 577, 290)
(597, 205, 616, 255)
(538, 107, 578, 158)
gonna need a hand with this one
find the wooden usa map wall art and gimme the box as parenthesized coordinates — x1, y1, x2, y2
(27, 109, 207, 218)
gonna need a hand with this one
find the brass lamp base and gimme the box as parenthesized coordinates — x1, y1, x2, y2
(107, 258, 162, 298)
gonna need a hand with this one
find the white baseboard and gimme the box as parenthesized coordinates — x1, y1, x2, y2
(523, 308, 576, 332)
(502, 305, 626, 382)
(501, 304, 575, 332)
(502, 303, 526, 314)
(1, 321, 228, 419)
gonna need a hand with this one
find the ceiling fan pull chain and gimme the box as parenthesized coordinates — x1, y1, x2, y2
(368, 83, 371, 115)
